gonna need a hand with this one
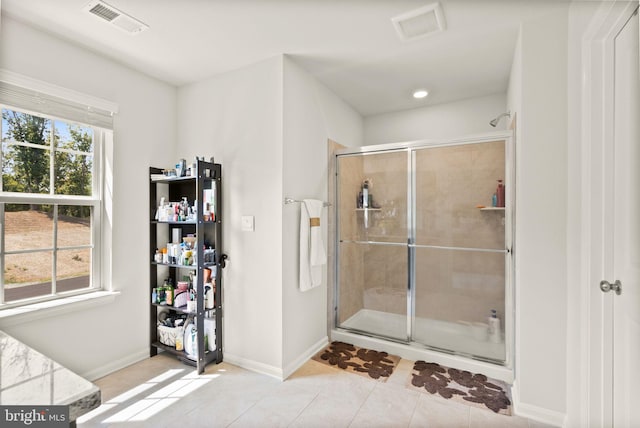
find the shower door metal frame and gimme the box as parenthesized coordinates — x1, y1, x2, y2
(334, 147, 411, 343)
(334, 130, 515, 369)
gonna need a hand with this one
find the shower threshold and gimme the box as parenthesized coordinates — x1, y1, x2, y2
(340, 309, 506, 363)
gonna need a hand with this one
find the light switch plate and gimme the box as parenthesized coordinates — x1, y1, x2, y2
(241, 215, 254, 232)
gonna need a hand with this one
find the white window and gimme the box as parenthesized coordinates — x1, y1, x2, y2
(0, 76, 115, 308)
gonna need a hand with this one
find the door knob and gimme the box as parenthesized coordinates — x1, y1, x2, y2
(600, 279, 622, 295)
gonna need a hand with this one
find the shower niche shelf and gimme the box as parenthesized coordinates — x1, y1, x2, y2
(479, 207, 505, 211)
(355, 207, 381, 229)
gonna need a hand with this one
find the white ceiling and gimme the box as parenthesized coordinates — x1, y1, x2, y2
(0, 0, 568, 116)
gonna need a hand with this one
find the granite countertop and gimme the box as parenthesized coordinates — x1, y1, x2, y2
(0, 330, 101, 421)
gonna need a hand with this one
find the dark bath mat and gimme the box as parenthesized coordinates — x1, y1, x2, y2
(406, 360, 512, 415)
(312, 341, 401, 382)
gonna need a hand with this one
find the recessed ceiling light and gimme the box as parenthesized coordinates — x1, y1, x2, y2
(413, 89, 429, 99)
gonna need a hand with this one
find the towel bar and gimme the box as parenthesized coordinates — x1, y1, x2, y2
(284, 197, 331, 207)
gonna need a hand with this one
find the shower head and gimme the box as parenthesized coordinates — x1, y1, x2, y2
(489, 111, 511, 127)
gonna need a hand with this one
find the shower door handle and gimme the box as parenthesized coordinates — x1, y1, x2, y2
(599, 279, 622, 295)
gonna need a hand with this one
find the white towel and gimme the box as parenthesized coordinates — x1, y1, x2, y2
(300, 199, 327, 291)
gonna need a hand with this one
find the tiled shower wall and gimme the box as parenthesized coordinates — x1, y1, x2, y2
(414, 142, 505, 324)
(337, 141, 506, 326)
(337, 155, 365, 324)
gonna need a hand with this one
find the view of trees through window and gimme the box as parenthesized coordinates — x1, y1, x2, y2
(1, 107, 94, 303)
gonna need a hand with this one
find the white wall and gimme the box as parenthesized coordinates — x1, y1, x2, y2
(0, 15, 177, 379)
(281, 56, 362, 375)
(176, 55, 362, 377)
(507, 3, 569, 424)
(177, 57, 285, 375)
(363, 93, 507, 145)
(507, 31, 522, 127)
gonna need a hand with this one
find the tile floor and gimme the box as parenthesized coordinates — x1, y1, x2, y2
(78, 353, 557, 428)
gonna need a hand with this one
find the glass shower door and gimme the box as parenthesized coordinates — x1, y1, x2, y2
(411, 141, 508, 362)
(336, 150, 408, 341)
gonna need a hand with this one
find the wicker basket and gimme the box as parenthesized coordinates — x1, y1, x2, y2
(157, 325, 183, 347)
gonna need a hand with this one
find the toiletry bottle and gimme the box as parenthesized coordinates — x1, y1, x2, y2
(362, 180, 369, 208)
(492, 193, 498, 207)
(159, 281, 166, 305)
(166, 278, 174, 306)
(175, 329, 184, 351)
(205, 285, 214, 309)
(489, 309, 501, 343)
(496, 180, 505, 207)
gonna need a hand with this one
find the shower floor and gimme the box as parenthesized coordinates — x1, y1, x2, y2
(340, 309, 506, 362)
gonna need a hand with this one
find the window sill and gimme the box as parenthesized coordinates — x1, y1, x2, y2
(0, 290, 120, 328)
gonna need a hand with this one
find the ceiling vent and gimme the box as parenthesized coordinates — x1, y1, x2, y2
(84, 0, 149, 35)
(391, 3, 446, 42)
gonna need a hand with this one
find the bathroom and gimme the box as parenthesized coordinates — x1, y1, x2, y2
(3, 1, 630, 425)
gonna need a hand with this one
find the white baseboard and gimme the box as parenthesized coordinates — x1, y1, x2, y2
(220, 336, 329, 381)
(511, 380, 567, 427)
(224, 352, 284, 380)
(283, 336, 328, 379)
(81, 348, 149, 381)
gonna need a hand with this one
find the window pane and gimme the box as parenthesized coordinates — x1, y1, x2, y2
(4, 251, 53, 302)
(55, 121, 93, 153)
(54, 121, 93, 196)
(57, 205, 92, 247)
(56, 249, 91, 292)
(2, 144, 50, 194)
(54, 152, 92, 196)
(2, 109, 51, 194)
(1, 109, 51, 146)
(4, 204, 53, 251)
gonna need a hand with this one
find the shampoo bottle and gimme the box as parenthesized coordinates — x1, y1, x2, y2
(496, 180, 505, 207)
(489, 309, 501, 343)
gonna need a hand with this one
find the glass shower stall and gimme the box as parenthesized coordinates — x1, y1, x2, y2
(334, 133, 513, 365)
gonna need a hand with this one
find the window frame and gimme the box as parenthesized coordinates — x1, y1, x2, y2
(0, 104, 104, 308)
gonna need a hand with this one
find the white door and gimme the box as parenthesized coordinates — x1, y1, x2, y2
(612, 8, 640, 427)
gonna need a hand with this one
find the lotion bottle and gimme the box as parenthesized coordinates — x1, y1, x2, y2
(488, 309, 501, 343)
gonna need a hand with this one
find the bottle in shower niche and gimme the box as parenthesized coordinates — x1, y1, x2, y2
(362, 180, 370, 208)
(496, 180, 505, 207)
(488, 309, 501, 343)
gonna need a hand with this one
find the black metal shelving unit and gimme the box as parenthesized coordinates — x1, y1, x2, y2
(149, 160, 224, 374)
